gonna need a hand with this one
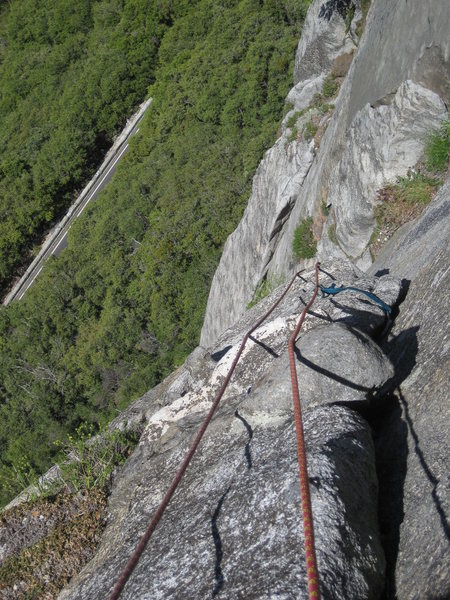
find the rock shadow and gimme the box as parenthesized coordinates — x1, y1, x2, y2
(293, 345, 376, 395)
(397, 388, 450, 542)
(248, 335, 279, 358)
(211, 346, 233, 362)
(369, 325, 427, 600)
(234, 409, 254, 470)
(211, 488, 230, 599)
(371, 392, 408, 600)
(327, 296, 391, 334)
(318, 264, 337, 281)
(374, 268, 390, 277)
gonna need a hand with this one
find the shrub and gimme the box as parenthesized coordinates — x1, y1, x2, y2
(286, 109, 309, 142)
(361, 0, 372, 16)
(328, 223, 338, 245)
(321, 200, 330, 216)
(425, 119, 449, 172)
(304, 119, 318, 141)
(356, 0, 371, 38)
(56, 424, 139, 492)
(247, 275, 285, 308)
(0, 456, 41, 503)
(288, 125, 299, 143)
(318, 102, 334, 114)
(345, 4, 356, 33)
(286, 110, 305, 129)
(322, 74, 338, 98)
(293, 217, 316, 260)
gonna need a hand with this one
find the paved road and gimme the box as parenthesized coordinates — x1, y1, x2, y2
(9, 115, 144, 303)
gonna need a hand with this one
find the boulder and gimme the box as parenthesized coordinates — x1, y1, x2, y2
(59, 400, 385, 600)
(295, 322, 394, 410)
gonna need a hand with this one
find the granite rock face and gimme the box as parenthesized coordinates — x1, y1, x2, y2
(199, 136, 315, 349)
(200, 0, 359, 349)
(58, 262, 399, 599)
(371, 181, 450, 600)
(328, 80, 446, 258)
(292, 0, 359, 85)
(295, 322, 394, 410)
(201, 0, 449, 348)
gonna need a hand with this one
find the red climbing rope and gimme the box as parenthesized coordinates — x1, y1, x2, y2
(109, 269, 306, 599)
(288, 261, 321, 600)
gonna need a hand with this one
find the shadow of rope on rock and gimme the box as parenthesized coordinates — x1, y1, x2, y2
(248, 335, 279, 359)
(294, 346, 376, 393)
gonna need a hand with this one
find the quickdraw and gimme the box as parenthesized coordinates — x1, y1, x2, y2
(320, 283, 392, 316)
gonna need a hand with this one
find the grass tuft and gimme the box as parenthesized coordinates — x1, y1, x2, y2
(293, 217, 317, 260)
(247, 275, 285, 308)
(328, 223, 338, 245)
(425, 118, 449, 172)
(286, 109, 307, 129)
(322, 74, 339, 99)
(371, 173, 440, 255)
(303, 120, 318, 142)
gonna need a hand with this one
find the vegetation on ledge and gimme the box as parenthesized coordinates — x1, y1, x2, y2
(0, 424, 139, 596)
(293, 217, 317, 260)
(370, 120, 448, 257)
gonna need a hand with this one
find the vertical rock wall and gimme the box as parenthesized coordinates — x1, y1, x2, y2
(200, 0, 449, 349)
(371, 180, 450, 600)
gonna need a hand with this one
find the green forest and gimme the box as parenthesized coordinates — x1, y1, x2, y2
(0, 0, 187, 291)
(0, 0, 311, 506)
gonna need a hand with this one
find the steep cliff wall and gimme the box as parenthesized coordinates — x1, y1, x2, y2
(1, 2, 448, 598)
(201, 0, 449, 348)
(370, 180, 450, 599)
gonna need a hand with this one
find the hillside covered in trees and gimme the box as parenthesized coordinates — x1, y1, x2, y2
(0, 0, 187, 291)
(0, 0, 311, 506)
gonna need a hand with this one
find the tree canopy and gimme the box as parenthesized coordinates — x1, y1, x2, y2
(0, 0, 311, 506)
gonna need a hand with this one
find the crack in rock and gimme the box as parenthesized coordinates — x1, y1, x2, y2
(211, 488, 230, 598)
(234, 409, 254, 470)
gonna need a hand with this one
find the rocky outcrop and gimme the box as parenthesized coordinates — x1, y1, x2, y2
(327, 81, 446, 257)
(195, 2, 450, 597)
(199, 136, 315, 349)
(200, 0, 360, 348)
(370, 179, 450, 600)
(293, 0, 359, 86)
(58, 262, 401, 599)
(201, 0, 449, 349)
(296, 322, 393, 410)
